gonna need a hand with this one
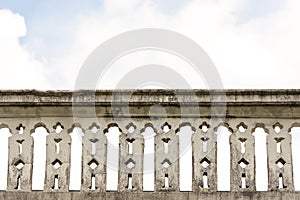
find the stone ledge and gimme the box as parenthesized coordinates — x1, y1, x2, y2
(1, 191, 300, 200)
(0, 89, 300, 106)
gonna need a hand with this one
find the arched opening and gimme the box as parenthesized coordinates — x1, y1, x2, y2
(0, 125, 12, 190)
(105, 124, 122, 191)
(177, 124, 194, 191)
(69, 125, 84, 190)
(31, 125, 49, 190)
(216, 125, 232, 191)
(141, 124, 156, 191)
(252, 126, 268, 191)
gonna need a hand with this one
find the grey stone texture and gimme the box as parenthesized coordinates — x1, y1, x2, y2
(230, 122, 255, 191)
(155, 121, 179, 191)
(0, 89, 300, 199)
(118, 123, 144, 192)
(192, 121, 217, 192)
(7, 124, 33, 191)
(82, 123, 107, 192)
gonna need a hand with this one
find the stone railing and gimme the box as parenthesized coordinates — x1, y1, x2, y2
(0, 90, 300, 199)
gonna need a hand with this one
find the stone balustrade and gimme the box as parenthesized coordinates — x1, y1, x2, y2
(0, 90, 300, 199)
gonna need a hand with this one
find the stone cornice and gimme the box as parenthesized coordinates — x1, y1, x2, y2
(0, 89, 299, 106)
(0, 90, 299, 118)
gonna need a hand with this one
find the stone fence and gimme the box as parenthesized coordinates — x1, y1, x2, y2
(1, 90, 300, 199)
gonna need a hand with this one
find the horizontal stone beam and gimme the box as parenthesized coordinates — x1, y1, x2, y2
(0, 90, 300, 118)
(0, 191, 299, 200)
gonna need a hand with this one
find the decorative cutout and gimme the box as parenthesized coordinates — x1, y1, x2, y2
(126, 138, 135, 154)
(126, 123, 136, 134)
(16, 139, 25, 154)
(161, 159, 172, 168)
(52, 174, 60, 189)
(203, 172, 209, 189)
(276, 158, 286, 168)
(278, 173, 287, 189)
(54, 138, 62, 154)
(161, 122, 171, 133)
(53, 122, 64, 134)
(239, 138, 247, 154)
(125, 158, 136, 169)
(52, 159, 62, 169)
(273, 122, 283, 133)
(200, 121, 210, 133)
(237, 122, 247, 133)
(16, 124, 25, 134)
(15, 175, 21, 190)
(89, 122, 100, 133)
(90, 174, 96, 190)
(14, 160, 25, 170)
(241, 173, 248, 189)
(163, 174, 169, 189)
(201, 137, 209, 152)
(275, 137, 285, 154)
(88, 159, 99, 170)
(126, 173, 133, 189)
(238, 158, 249, 169)
(200, 157, 211, 168)
(90, 139, 98, 155)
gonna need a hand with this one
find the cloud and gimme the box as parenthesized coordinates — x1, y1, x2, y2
(63, 0, 300, 89)
(1, 0, 300, 89)
(0, 9, 49, 89)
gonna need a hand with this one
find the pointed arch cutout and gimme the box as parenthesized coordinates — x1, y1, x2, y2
(30, 122, 50, 134)
(140, 123, 157, 133)
(176, 122, 196, 133)
(251, 123, 269, 134)
(103, 123, 122, 134)
(213, 122, 233, 133)
(67, 123, 83, 133)
(0, 123, 12, 133)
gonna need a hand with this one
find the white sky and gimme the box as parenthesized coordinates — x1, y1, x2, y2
(0, 0, 300, 89)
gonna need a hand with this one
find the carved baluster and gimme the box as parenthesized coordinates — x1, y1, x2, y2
(230, 122, 255, 191)
(155, 122, 179, 191)
(267, 122, 294, 191)
(192, 121, 217, 192)
(82, 123, 106, 191)
(118, 123, 144, 192)
(7, 124, 33, 191)
(44, 122, 71, 191)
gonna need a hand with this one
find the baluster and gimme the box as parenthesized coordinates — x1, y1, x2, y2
(7, 124, 33, 191)
(192, 121, 217, 192)
(82, 122, 106, 191)
(230, 122, 255, 191)
(118, 122, 144, 192)
(44, 122, 71, 191)
(267, 122, 294, 191)
(155, 122, 179, 191)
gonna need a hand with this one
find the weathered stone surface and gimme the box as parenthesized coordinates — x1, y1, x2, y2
(118, 123, 144, 192)
(192, 121, 217, 192)
(81, 123, 107, 192)
(230, 121, 255, 191)
(7, 124, 33, 191)
(0, 90, 300, 199)
(155, 121, 179, 191)
(44, 123, 71, 192)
